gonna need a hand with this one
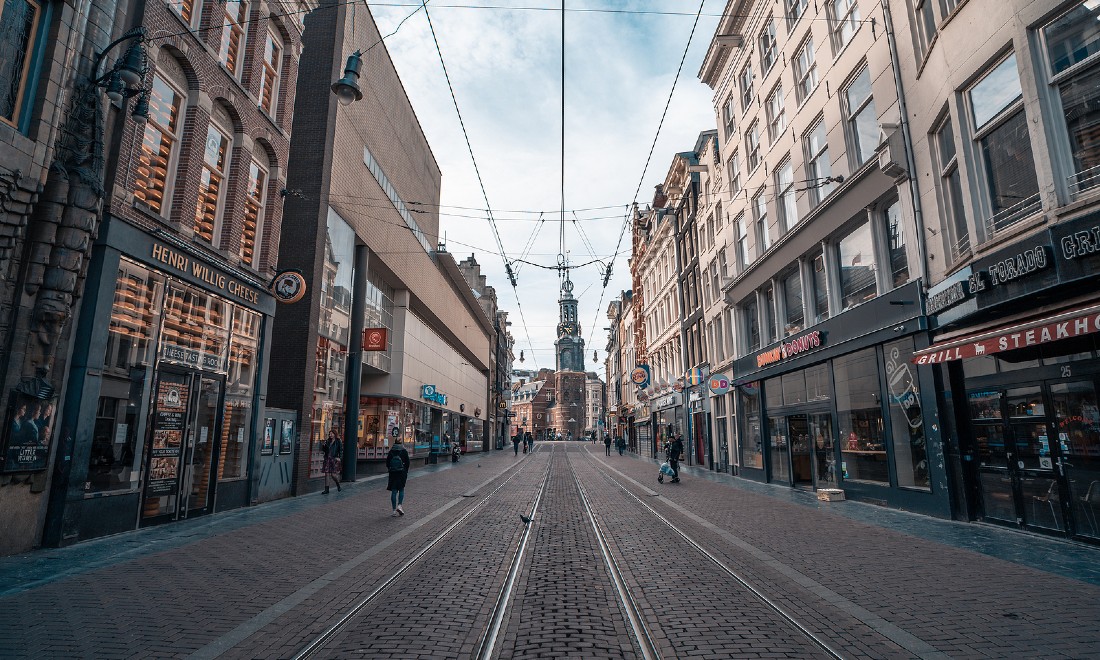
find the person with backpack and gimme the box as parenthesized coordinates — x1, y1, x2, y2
(386, 437, 410, 516)
(669, 434, 684, 483)
(615, 435, 626, 456)
(321, 429, 342, 494)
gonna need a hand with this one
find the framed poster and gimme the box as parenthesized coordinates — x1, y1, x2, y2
(279, 420, 294, 454)
(261, 418, 275, 455)
(1, 391, 57, 473)
(146, 373, 189, 495)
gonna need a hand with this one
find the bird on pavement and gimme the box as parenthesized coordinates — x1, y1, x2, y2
(520, 514, 532, 525)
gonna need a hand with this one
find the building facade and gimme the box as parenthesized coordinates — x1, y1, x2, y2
(584, 371, 605, 438)
(457, 255, 513, 451)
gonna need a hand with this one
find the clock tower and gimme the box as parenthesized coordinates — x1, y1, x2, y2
(555, 275, 585, 372)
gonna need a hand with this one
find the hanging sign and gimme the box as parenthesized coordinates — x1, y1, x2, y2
(363, 328, 388, 351)
(708, 375, 731, 395)
(630, 365, 651, 388)
(269, 269, 307, 304)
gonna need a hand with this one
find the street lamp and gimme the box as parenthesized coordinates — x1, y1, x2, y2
(93, 27, 151, 123)
(331, 50, 364, 105)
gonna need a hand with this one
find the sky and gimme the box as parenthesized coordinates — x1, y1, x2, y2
(366, 1, 723, 373)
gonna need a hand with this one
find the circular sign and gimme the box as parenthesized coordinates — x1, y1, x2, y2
(365, 329, 385, 347)
(271, 270, 306, 304)
(708, 375, 731, 395)
(673, 379, 684, 393)
(630, 367, 649, 386)
(390, 427, 400, 438)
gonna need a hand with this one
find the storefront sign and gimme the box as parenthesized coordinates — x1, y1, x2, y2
(161, 344, 224, 372)
(630, 365, 651, 388)
(363, 328, 388, 351)
(926, 280, 970, 315)
(708, 375, 731, 395)
(913, 306, 1100, 364)
(1059, 224, 1100, 261)
(984, 245, 1050, 286)
(270, 270, 307, 304)
(755, 330, 823, 368)
(655, 393, 680, 409)
(151, 243, 261, 306)
(421, 385, 447, 405)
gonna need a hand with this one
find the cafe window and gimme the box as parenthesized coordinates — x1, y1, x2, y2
(884, 338, 929, 490)
(0, 0, 44, 129)
(219, 307, 261, 481)
(835, 348, 887, 485)
(218, 0, 248, 78)
(194, 118, 232, 243)
(883, 199, 909, 287)
(806, 363, 830, 402)
(240, 155, 268, 268)
(781, 269, 803, 335)
(811, 252, 829, 323)
(1042, 1, 1100, 197)
(740, 388, 763, 469)
(837, 221, 877, 310)
(134, 75, 184, 214)
(259, 28, 283, 116)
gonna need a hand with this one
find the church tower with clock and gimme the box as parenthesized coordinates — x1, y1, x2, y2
(555, 275, 586, 372)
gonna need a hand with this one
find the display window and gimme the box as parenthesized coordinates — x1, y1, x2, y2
(835, 348, 888, 485)
(884, 338, 929, 490)
(740, 387, 763, 469)
(219, 307, 260, 480)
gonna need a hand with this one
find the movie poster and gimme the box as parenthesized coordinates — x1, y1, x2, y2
(1, 392, 57, 473)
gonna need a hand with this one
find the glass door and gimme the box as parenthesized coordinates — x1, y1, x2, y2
(143, 370, 192, 523)
(181, 375, 223, 517)
(788, 414, 813, 486)
(1051, 380, 1100, 539)
(969, 389, 1018, 524)
(810, 414, 836, 488)
(1005, 386, 1067, 533)
(767, 415, 791, 485)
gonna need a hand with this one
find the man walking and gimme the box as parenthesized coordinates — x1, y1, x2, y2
(512, 432, 521, 456)
(603, 434, 612, 456)
(615, 435, 626, 456)
(669, 434, 684, 483)
(386, 436, 410, 516)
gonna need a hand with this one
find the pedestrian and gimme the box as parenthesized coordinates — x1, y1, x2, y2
(524, 430, 533, 454)
(321, 429, 342, 494)
(386, 436, 410, 516)
(603, 434, 612, 456)
(616, 435, 626, 456)
(451, 440, 461, 463)
(669, 434, 684, 483)
(512, 433, 521, 456)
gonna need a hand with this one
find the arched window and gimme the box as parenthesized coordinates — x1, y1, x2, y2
(194, 109, 233, 243)
(134, 73, 185, 214)
(218, 0, 249, 79)
(258, 28, 283, 116)
(240, 149, 270, 267)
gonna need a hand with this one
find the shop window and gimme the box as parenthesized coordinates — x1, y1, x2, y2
(811, 252, 829, 323)
(884, 338, 929, 490)
(741, 388, 763, 469)
(240, 156, 268, 267)
(218, 0, 248, 79)
(134, 75, 184, 214)
(259, 28, 283, 116)
(835, 347, 888, 485)
(220, 307, 260, 480)
(843, 66, 878, 167)
(794, 35, 818, 104)
(194, 119, 232, 243)
(739, 62, 754, 112)
(782, 371, 807, 405)
(162, 283, 231, 369)
(759, 17, 778, 74)
(805, 118, 834, 206)
(829, 0, 860, 53)
(967, 53, 1040, 236)
(837, 221, 877, 310)
(1042, 1, 1100, 198)
(104, 259, 164, 376)
(932, 116, 970, 259)
(776, 157, 797, 231)
(0, 0, 43, 129)
(781, 269, 803, 335)
(806, 363, 830, 401)
(766, 82, 786, 144)
(883, 199, 909, 287)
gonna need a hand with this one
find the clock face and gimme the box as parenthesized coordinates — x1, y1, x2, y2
(559, 322, 576, 336)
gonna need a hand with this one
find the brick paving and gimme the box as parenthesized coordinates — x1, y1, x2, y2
(0, 442, 1097, 659)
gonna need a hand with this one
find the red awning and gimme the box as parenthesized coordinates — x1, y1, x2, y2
(912, 303, 1100, 364)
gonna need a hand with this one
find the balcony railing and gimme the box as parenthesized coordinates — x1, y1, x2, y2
(949, 232, 971, 263)
(984, 193, 1041, 239)
(1069, 164, 1100, 200)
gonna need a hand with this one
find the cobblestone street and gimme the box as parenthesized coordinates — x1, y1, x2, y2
(2, 442, 1098, 659)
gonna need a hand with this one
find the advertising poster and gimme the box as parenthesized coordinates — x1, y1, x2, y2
(261, 419, 275, 455)
(147, 375, 188, 495)
(279, 420, 294, 454)
(1, 392, 56, 473)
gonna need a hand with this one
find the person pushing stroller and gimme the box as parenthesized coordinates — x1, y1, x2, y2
(667, 434, 683, 483)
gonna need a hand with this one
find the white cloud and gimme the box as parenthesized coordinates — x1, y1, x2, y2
(368, 1, 721, 367)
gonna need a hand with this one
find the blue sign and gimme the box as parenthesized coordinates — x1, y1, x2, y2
(421, 384, 448, 405)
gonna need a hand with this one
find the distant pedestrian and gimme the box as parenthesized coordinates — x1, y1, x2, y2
(524, 431, 533, 453)
(386, 437, 410, 516)
(615, 435, 626, 456)
(603, 434, 612, 456)
(321, 430, 342, 494)
(451, 441, 462, 463)
(512, 433, 521, 456)
(669, 434, 684, 483)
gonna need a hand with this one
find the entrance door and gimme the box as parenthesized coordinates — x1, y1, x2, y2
(180, 375, 222, 517)
(810, 414, 837, 488)
(788, 415, 813, 486)
(1051, 380, 1100, 539)
(767, 416, 791, 485)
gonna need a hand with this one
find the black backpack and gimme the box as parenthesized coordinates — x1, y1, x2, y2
(387, 452, 404, 473)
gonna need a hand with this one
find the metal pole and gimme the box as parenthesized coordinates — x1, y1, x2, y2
(343, 244, 369, 482)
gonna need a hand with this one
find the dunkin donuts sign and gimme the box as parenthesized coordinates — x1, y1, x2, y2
(756, 330, 823, 368)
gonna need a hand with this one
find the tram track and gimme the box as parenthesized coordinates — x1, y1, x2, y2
(292, 446, 552, 660)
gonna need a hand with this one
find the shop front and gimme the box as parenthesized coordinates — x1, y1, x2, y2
(45, 218, 273, 543)
(687, 389, 710, 468)
(732, 282, 950, 516)
(920, 212, 1100, 541)
(652, 393, 682, 456)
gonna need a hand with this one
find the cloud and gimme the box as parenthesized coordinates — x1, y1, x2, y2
(367, 1, 721, 365)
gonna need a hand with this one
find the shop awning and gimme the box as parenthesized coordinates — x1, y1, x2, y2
(912, 303, 1100, 364)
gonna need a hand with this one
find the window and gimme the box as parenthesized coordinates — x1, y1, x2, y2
(736, 213, 751, 269)
(786, 0, 808, 29)
(805, 119, 834, 206)
(728, 151, 742, 196)
(134, 75, 184, 214)
(740, 388, 763, 469)
(219, 0, 249, 78)
(753, 189, 770, 254)
(743, 297, 761, 352)
(794, 36, 818, 103)
(221, 307, 261, 480)
(830, 0, 860, 52)
(759, 18, 778, 74)
(240, 156, 268, 267)
(1042, 1, 1100, 196)
(194, 121, 231, 243)
(259, 29, 283, 116)
(883, 200, 909, 287)
(884, 337, 929, 490)
(722, 94, 736, 139)
(837, 221, 877, 310)
(766, 82, 786, 143)
(967, 53, 1039, 234)
(914, 0, 937, 56)
(932, 117, 970, 259)
(811, 252, 829, 322)
(781, 269, 803, 335)
(0, 0, 42, 128)
(762, 285, 776, 344)
(746, 121, 761, 171)
(835, 347, 887, 485)
(844, 67, 878, 166)
(718, 245, 729, 279)
(739, 63, 754, 111)
(168, 0, 200, 27)
(776, 158, 797, 231)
